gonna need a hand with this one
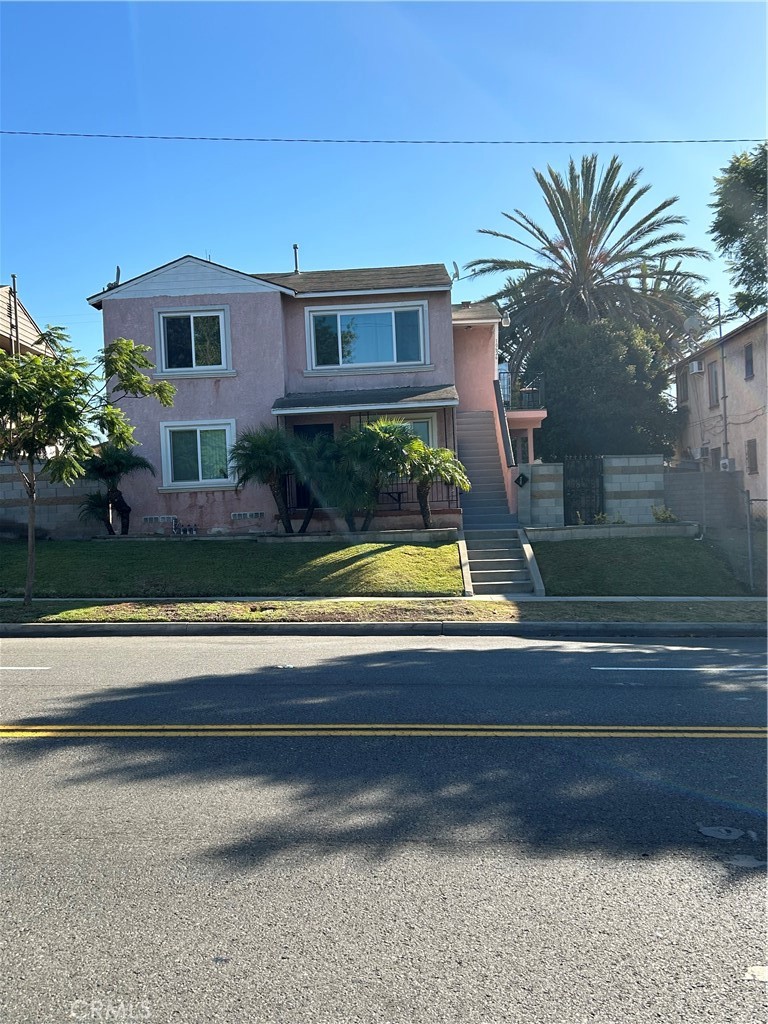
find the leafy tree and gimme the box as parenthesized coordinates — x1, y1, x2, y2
(709, 143, 767, 316)
(407, 442, 470, 529)
(0, 332, 175, 604)
(82, 443, 156, 535)
(523, 318, 679, 461)
(467, 154, 709, 378)
(229, 426, 296, 533)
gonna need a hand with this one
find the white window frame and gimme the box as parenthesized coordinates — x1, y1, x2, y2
(155, 307, 232, 375)
(159, 419, 236, 491)
(348, 411, 437, 447)
(305, 300, 429, 372)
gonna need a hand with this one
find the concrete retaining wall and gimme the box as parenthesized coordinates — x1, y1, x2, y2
(524, 522, 698, 543)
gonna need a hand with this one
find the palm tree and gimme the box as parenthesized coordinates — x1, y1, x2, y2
(288, 431, 340, 534)
(339, 418, 419, 531)
(78, 491, 115, 536)
(83, 443, 156, 535)
(407, 441, 470, 529)
(228, 426, 296, 533)
(466, 154, 710, 378)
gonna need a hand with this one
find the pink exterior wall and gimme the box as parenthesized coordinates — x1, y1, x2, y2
(101, 291, 285, 534)
(282, 291, 455, 394)
(453, 322, 516, 514)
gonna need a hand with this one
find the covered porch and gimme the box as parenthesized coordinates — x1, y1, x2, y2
(271, 384, 463, 531)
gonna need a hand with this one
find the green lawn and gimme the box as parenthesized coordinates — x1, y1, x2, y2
(531, 537, 751, 597)
(0, 599, 764, 625)
(0, 540, 463, 598)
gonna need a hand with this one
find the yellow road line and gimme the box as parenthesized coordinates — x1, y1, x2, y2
(0, 724, 765, 740)
(1, 723, 765, 732)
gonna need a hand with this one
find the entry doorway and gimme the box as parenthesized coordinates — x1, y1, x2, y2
(293, 423, 334, 508)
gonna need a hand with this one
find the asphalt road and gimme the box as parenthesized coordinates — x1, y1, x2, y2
(1, 635, 766, 1024)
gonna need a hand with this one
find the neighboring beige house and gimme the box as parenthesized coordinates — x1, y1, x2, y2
(0, 284, 51, 356)
(674, 311, 767, 500)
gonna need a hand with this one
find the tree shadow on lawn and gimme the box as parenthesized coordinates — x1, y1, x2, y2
(4, 641, 766, 882)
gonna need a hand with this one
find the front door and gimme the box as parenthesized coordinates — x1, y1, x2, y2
(293, 424, 334, 508)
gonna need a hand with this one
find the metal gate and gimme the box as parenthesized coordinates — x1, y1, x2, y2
(563, 456, 604, 525)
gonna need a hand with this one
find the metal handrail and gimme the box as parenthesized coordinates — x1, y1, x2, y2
(498, 371, 545, 410)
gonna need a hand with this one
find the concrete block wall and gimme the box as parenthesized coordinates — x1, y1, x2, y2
(0, 462, 96, 539)
(664, 468, 746, 530)
(517, 463, 564, 527)
(603, 455, 665, 524)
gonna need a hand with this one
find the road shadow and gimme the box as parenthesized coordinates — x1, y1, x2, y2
(3, 641, 766, 880)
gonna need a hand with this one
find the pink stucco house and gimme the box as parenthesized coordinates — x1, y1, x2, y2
(87, 255, 545, 547)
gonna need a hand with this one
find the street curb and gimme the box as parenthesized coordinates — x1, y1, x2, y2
(0, 622, 763, 639)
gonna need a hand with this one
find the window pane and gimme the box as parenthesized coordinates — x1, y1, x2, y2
(395, 310, 421, 362)
(745, 344, 754, 378)
(164, 317, 193, 369)
(193, 316, 222, 366)
(313, 315, 339, 366)
(199, 429, 229, 480)
(406, 419, 431, 444)
(341, 313, 393, 364)
(170, 430, 199, 482)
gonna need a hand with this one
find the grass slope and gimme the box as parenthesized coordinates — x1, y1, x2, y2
(0, 540, 463, 598)
(531, 537, 750, 596)
(0, 599, 764, 624)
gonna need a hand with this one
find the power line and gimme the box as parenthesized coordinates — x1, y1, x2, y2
(1, 130, 765, 146)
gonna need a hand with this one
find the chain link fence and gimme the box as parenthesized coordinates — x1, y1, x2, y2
(744, 492, 767, 593)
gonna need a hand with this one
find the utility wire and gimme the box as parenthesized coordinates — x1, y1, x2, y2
(1, 130, 765, 146)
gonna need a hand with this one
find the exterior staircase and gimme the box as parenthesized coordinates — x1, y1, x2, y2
(457, 410, 534, 595)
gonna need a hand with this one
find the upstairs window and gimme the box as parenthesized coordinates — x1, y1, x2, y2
(745, 343, 754, 379)
(746, 438, 758, 475)
(676, 368, 689, 404)
(159, 310, 227, 372)
(308, 303, 426, 369)
(707, 361, 719, 407)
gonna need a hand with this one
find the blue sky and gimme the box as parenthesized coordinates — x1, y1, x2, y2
(1, 1, 765, 362)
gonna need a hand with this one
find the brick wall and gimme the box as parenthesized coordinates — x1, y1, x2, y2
(0, 462, 97, 539)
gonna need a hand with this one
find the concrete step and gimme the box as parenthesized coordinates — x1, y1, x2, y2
(470, 558, 527, 571)
(471, 569, 532, 583)
(465, 544, 522, 556)
(463, 528, 521, 540)
(472, 581, 534, 595)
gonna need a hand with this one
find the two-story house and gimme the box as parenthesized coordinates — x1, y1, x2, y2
(87, 255, 545, 546)
(674, 311, 766, 501)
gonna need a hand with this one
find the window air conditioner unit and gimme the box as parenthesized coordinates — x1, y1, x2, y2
(691, 446, 709, 461)
(689, 360, 705, 374)
(719, 458, 736, 472)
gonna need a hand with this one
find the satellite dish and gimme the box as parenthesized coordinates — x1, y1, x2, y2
(683, 315, 703, 340)
(452, 262, 460, 282)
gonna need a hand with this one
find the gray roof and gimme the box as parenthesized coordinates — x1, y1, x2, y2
(272, 384, 459, 414)
(451, 301, 500, 323)
(255, 264, 451, 295)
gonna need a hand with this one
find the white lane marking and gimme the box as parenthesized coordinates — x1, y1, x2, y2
(0, 667, 51, 671)
(592, 666, 766, 673)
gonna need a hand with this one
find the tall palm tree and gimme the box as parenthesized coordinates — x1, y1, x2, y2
(407, 441, 470, 530)
(466, 154, 710, 378)
(339, 418, 419, 532)
(83, 443, 156, 535)
(229, 426, 296, 534)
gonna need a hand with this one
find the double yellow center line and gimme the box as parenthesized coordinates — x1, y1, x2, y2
(0, 724, 765, 740)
